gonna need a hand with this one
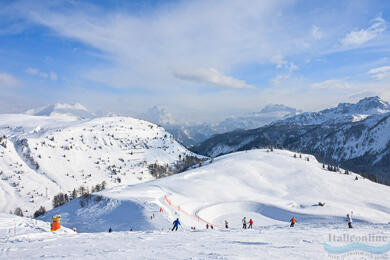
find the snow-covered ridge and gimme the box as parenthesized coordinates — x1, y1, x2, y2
(0, 114, 203, 216)
(277, 96, 390, 126)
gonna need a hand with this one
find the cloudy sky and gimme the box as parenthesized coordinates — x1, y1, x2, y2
(1, 0, 390, 122)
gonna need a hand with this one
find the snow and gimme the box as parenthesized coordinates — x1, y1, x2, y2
(1, 149, 390, 259)
(40, 149, 390, 231)
(0, 114, 201, 216)
(2, 222, 389, 259)
(278, 96, 390, 126)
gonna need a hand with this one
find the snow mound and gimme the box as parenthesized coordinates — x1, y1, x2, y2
(42, 149, 390, 233)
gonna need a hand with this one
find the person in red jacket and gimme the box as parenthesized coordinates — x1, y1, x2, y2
(248, 218, 254, 229)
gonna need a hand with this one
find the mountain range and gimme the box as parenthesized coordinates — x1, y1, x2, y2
(141, 104, 301, 146)
(193, 96, 390, 183)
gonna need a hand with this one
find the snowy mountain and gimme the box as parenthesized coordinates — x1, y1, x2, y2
(3, 149, 390, 259)
(0, 113, 204, 217)
(193, 97, 390, 183)
(277, 96, 390, 126)
(25, 103, 95, 120)
(142, 104, 301, 146)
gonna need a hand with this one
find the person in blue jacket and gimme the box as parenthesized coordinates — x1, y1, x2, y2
(172, 218, 181, 231)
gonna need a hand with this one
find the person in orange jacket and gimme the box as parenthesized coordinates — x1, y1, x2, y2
(290, 217, 296, 227)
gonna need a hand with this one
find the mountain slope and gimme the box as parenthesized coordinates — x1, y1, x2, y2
(41, 149, 390, 233)
(193, 97, 390, 183)
(0, 114, 203, 216)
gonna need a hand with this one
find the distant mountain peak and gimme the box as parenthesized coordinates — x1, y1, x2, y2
(140, 106, 176, 126)
(25, 103, 94, 119)
(259, 104, 301, 114)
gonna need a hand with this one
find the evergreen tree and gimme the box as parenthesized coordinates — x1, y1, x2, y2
(14, 207, 23, 217)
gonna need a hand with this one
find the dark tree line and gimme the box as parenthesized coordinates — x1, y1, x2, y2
(51, 181, 107, 209)
(149, 155, 207, 179)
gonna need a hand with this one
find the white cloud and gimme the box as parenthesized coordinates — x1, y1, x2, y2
(271, 74, 290, 85)
(341, 16, 386, 46)
(270, 54, 298, 71)
(25, 67, 57, 80)
(310, 79, 351, 90)
(311, 25, 323, 40)
(50, 72, 58, 80)
(368, 66, 390, 80)
(14, 0, 311, 91)
(0, 72, 21, 87)
(174, 68, 254, 89)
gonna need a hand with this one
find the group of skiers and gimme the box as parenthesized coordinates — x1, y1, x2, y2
(108, 212, 354, 233)
(170, 213, 353, 231)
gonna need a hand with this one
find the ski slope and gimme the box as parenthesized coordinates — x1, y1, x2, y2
(2, 149, 390, 259)
(41, 149, 390, 233)
(1, 219, 389, 259)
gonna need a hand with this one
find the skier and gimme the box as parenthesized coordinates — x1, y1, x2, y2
(225, 220, 229, 229)
(206, 223, 209, 229)
(248, 218, 254, 229)
(109, 227, 112, 233)
(346, 214, 353, 228)
(242, 217, 247, 229)
(172, 218, 181, 231)
(210, 225, 214, 229)
(290, 217, 296, 227)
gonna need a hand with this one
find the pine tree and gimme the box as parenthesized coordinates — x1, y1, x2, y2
(33, 206, 46, 218)
(14, 207, 23, 217)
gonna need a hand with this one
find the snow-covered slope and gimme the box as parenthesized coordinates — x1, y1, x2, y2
(41, 149, 390, 233)
(0, 114, 203, 216)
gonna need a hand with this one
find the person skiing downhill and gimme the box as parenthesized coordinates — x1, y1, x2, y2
(248, 219, 254, 229)
(206, 223, 209, 229)
(242, 217, 247, 229)
(172, 218, 181, 231)
(346, 214, 353, 228)
(225, 220, 229, 229)
(290, 217, 296, 227)
(108, 227, 112, 233)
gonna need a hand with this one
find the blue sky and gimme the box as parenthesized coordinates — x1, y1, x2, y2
(1, 0, 390, 122)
